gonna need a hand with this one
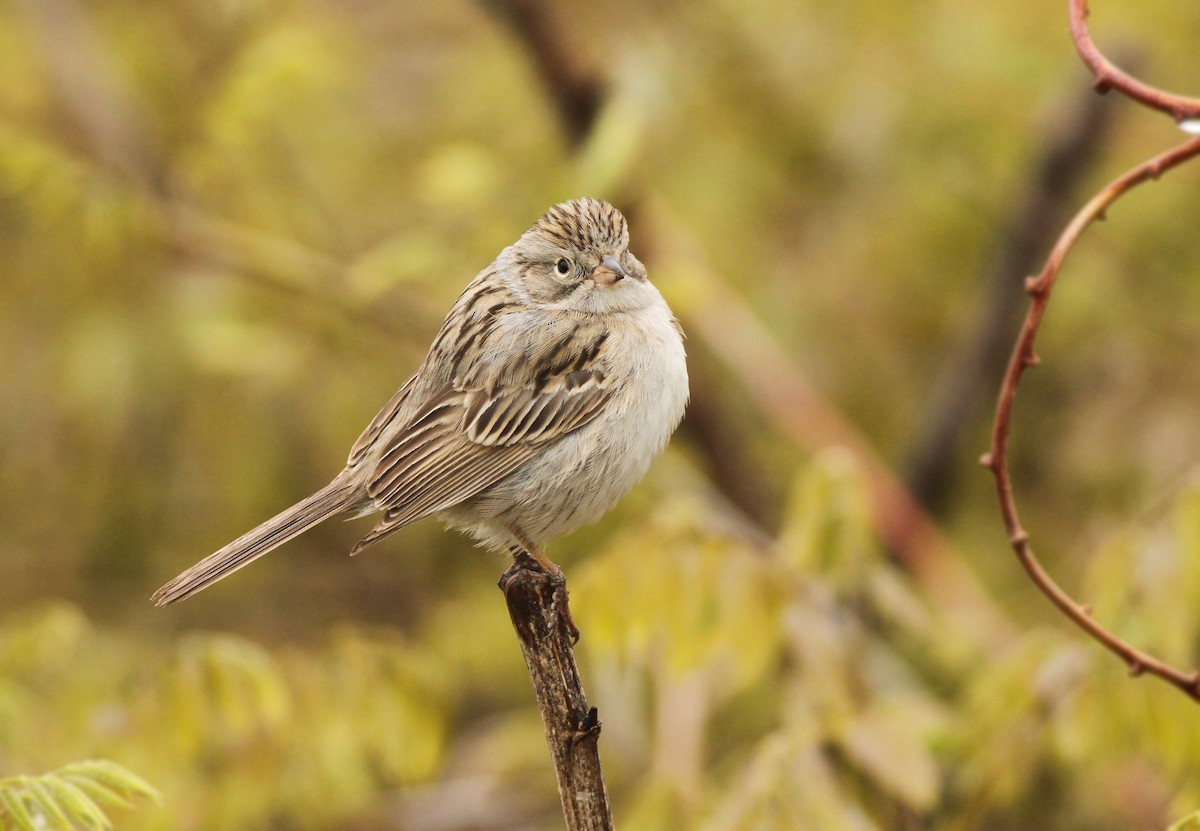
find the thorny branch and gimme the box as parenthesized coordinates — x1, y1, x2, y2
(984, 1, 1200, 701)
(1069, 0, 1200, 124)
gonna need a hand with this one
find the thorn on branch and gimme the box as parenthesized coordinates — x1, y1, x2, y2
(569, 707, 602, 751)
(1070, 0, 1200, 123)
(978, 452, 995, 469)
(1022, 352, 1041, 368)
(991, 9, 1200, 702)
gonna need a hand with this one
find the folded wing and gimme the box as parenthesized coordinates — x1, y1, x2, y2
(349, 325, 611, 554)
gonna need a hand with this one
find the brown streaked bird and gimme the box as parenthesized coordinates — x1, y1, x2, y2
(152, 198, 689, 606)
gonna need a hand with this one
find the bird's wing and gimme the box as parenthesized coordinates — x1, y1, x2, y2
(350, 318, 612, 553)
(347, 374, 417, 467)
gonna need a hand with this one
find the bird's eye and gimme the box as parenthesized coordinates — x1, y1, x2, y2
(555, 258, 571, 275)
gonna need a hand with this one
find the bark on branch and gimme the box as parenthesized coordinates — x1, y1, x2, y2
(500, 554, 614, 830)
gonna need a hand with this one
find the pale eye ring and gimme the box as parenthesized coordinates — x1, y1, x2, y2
(555, 257, 571, 275)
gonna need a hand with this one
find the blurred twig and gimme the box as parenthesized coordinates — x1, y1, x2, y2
(649, 200, 1015, 647)
(366, 776, 538, 831)
(17, 0, 427, 346)
(480, 0, 602, 147)
(167, 203, 428, 342)
(12, 0, 163, 187)
(678, 349, 778, 529)
(905, 79, 1116, 512)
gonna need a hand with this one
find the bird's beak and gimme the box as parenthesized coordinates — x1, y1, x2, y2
(589, 255, 626, 286)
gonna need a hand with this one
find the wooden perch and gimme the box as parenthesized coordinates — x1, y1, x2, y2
(500, 553, 614, 830)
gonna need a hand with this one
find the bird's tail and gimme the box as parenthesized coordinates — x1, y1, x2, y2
(152, 479, 358, 606)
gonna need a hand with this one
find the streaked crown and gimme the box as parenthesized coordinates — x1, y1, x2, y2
(533, 198, 629, 252)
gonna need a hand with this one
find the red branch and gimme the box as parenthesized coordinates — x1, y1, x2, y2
(983, 136, 1200, 701)
(983, 0, 1200, 703)
(1069, 0, 1200, 123)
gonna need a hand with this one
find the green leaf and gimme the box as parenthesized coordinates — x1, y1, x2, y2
(41, 778, 110, 829)
(0, 760, 158, 831)
(0, 787, 41, 831)
(25, 779, 74, 829)
(59, 760, 160, 806)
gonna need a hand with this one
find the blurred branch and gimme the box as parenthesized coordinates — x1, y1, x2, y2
(905, 79, 1116, 512)
(18, 0, 426, 347)
(500, 555, 613, 831)
(365, 776, 536, 830)
(678, 347, 778, 528)
(12, 0, 163, 187)
(480, 0, 602, 147)
(1069, 0, 1200, 124)
(982, 135, 1200, 701)
(167, 203, 427, 342)
(649, 201, 1014, 648)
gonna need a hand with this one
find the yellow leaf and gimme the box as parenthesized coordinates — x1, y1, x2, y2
(837, 702, 941, 811)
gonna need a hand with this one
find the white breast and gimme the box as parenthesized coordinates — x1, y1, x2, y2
(451, 294, 688, 547)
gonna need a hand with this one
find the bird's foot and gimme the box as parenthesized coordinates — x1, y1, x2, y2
(499, 547, 579, 644)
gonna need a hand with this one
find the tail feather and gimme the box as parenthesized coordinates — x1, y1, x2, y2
(152, 480, 357, 606)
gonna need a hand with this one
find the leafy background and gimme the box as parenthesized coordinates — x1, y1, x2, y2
(2, 0, 1200, 828)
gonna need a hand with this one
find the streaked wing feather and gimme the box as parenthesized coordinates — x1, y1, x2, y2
(464, 373, 610, 446)
(348, 375, 417, 466)
(352, 440, 538, 554)
(354, 318, 612, 552)
(385, 442, 537, 526)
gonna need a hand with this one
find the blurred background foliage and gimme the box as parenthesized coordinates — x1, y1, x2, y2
(2, 0, 1200, 828)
